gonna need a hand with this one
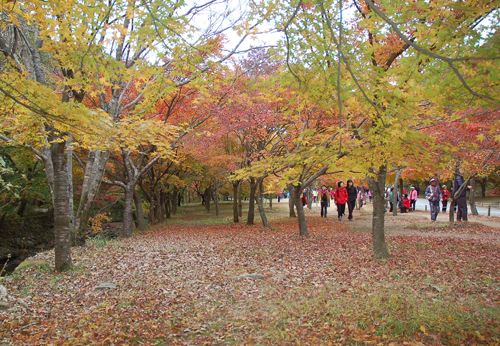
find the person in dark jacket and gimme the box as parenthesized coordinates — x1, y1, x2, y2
(334, 181, 348, 221)
(454, 170, 473, 221)
(319, 185, 329, 217)
(345, 179, 357, 221)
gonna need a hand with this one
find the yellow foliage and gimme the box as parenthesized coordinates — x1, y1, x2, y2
(89, 212, 112, 236)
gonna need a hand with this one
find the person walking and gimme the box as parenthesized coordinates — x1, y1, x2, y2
(425, 178, 441, 222)
(320, 185, 329, 217)
(346, 180, 357, 221)
(454, 170, 473, 221)
(357, 187, 365, 209)
(313, 188, 318, 205)
(389, 187, 395, 212)
(409, 186, 418, 211)
(441, 185, 450, 212)
(334, 181, 348, 221)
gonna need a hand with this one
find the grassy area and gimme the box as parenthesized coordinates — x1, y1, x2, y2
(2, 202, 499, 345)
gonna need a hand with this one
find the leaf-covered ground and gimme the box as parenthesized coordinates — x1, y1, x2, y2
(1, 203, 500, 345)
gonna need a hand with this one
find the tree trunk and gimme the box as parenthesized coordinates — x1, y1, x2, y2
(215, 179, 220, 216)
(399, 177, 404, 198)
(159, 190, 166, 221)
(73, 150, 110, 246)
(367, 165, 390, 259)
(171, 186, 178, 215)
(232, 181, 239, 222)
(257, 177, 270, 228)
(17, 197, 28, 217)
(469, 177, 478, 216)
(122, 184, 135, 237)
(133, 190, 147, 230)
(204, 188, 211, 212)
(293, 184, 308, 236)
(165, 191, 171, 219)
(269, 193, 272, 209)
(246, 177, 257, 225)
(449, 199, 456, 222)
(51, 140, 72, 271)
(149, 189, 157, 225)
(392, 168, 402, 216)
(288, 183, 296, 217)
(479, 177, 487, 198)
(307, 188, 312, 210)
(67, 135, 74, 236)
(238, 182, 242, 217)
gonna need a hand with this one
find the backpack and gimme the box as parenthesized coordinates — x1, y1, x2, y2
(321, 191, 328, 202)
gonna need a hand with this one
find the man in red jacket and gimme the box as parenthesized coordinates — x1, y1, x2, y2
(334, 181, 348, 221)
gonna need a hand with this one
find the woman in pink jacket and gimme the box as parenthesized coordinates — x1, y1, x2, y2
(409, 186, 418, 211)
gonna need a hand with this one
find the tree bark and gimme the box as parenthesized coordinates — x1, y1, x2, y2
(133, 190, 147, 230)
(367, 165, 390, 259)
(149, 189, 157, 225)
(392, 168, 402, 216)
(204, 188, 211, 212)
(293, 184, 308, 236)
(246, 177, 257, 225)
(307, 188, 312, 210)
(159, 190, 166, 221)
(257, 177, 270, 228)
(232, 181, 239, 222)
(67, 135, 74, 236)
(449, 199, 456, 223)
(122, 184, 135, 237)
(215, 179, 220, 216)
(171, 186, 178, 215)
(73, 150, 110, 246)
(288, 183, 296, 217)
(164, 191, 171, 219)
(50, 140, 72, 271)
(17, 197, 28, 217)
(238, 181, 242, 217)
(478, 177, 487, 198)
(469, 177, 478, 216)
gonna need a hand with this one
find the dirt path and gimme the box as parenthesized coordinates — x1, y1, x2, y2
(277, 198, 500, 242)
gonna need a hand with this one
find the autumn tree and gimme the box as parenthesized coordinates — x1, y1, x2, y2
(1, 0, 263, 270)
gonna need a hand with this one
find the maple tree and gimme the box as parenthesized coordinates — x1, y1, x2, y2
(259, 0, 500, 258)
(0, 0, 259, 270)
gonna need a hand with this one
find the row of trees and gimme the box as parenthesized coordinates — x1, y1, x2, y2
(1, 0, 499, 270)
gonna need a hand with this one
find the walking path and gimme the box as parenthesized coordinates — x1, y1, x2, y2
(413, 197, 500, 217)
(273, 197, 500, 232)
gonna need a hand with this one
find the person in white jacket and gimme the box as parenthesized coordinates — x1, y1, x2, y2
(425, 178, 441, 222)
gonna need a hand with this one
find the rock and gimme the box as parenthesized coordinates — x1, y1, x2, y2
(233, 273, 264, 280)
(0, 285, 7, 301)
(0, 302, 9, 310)
(94, 282, 117, 290)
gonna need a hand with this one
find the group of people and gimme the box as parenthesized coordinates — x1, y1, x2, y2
(276, 169, 473, 223)
(316, 180, 361, 221)
(425, 170, 472, 222)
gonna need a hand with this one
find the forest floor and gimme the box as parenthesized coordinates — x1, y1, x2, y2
(1, 201, 499, 345)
